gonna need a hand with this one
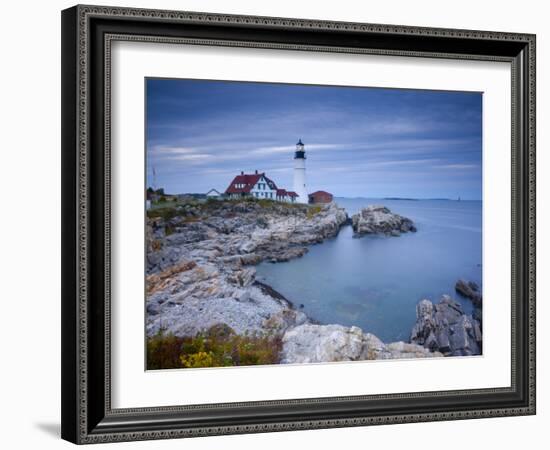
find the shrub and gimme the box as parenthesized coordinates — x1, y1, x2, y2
(257, 198, 275, 208)
(147, 205, 181, 221)
(146, 331, 186, 370)
(146, 325, 282, 370)
(164, 224, 176, 236)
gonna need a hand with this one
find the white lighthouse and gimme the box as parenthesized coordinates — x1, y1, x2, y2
(293, 139, 308, 204)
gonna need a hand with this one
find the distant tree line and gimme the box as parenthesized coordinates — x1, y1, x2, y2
(147, 187, 165, 195)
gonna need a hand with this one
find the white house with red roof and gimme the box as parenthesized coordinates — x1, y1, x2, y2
(225, 170, 298, 203)
(276, 189, 298, 202)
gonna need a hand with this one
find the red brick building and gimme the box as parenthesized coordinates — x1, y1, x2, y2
(308, 190, 333, 204)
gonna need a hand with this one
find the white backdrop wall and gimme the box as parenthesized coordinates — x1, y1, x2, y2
(0, 1, 546, 449)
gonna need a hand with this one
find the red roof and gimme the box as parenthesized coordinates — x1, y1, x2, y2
(225, 172, 279, 194)
(309, 190, 332, 197)
(276, 189, 298, 198)
(225, 173, 262, 194)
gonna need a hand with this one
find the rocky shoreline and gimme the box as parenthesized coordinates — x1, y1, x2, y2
(146, 199, 481, 364)
(146, 200, 346, 341)
(410, 295, 482, 356)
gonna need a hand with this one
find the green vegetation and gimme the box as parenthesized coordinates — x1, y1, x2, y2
(164, 223, 176, 236)
(146, 196, 306, 221)
(146, 325, 282, 369)
(236, 197, 303, 210)
(306, 205, 323, 219)
(146, 205, 183, 221)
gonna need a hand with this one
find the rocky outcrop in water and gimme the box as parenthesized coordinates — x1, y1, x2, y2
(146, 200, 348, 339)
(455, 279, 482, 306)
(281, 323, 442, 363)
(410, 295, 482, 356)
(351, 205, 416, 237)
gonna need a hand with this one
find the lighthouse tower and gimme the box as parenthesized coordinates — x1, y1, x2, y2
(293, 139, 308, 204)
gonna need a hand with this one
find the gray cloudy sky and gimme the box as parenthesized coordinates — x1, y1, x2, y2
(146, 78, 482, 199)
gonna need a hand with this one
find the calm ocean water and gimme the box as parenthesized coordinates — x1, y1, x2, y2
(256, 198, 482, 342)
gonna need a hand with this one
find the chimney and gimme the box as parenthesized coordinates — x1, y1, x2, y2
(241, 171, 244, 175)
(255, 169, 258, 174)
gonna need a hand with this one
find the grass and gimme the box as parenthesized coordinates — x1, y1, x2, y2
(146, 204, 184, 221)
(146, 197, 306, 221)
(306, 205, 323, 219)
(146, 324, 283, 369)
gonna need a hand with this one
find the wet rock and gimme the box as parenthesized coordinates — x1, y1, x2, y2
(455, 279, 482, 306)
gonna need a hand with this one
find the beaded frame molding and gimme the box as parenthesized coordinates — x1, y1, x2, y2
(61, 4, 536, 444)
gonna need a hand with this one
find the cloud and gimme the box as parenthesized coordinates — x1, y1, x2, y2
(145, 79, 482, 198)
(251, 143, 341, 156)
(149, 145, 198, 155)
(367, 158, 441, 167)
(436, 164, 479, 169)
(168, 153, 214, 162)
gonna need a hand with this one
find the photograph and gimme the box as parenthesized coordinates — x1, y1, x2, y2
(55, 3, 537, 444)
(145, 78, 483, 370)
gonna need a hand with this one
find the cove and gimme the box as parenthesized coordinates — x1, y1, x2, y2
(256, 198, 482, 343)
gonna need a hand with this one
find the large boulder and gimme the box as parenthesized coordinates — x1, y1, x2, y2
(281, 323, 441, 364)
(351, 205, 416, 237)
(410, 295, 482, 356)
(281, 324, 365, 363)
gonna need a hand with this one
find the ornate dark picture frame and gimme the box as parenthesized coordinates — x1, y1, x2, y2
(61, 4, 536, 444)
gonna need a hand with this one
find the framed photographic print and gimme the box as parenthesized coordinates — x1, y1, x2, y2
(61, 4, 536, 444)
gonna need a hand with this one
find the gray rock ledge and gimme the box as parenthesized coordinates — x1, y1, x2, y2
(351, 205, 416, 237)
(410, 295, 482, 356)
